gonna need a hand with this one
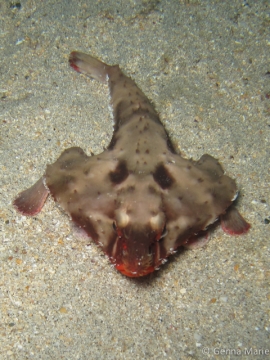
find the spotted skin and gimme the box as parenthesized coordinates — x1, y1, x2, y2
(13, 52, 250, 277)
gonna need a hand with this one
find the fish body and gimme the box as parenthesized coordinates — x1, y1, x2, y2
(14, 52, 250, 277)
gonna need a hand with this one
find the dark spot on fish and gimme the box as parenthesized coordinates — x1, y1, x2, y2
(109, 160, 129, 184)
(145, 149, 149, 154)
(210, 190, 217, 198)
(198, 178, 204, 183)
(132, 109, 161, 124)
(62, 175, 75, 185)
(148, 185, 157, 194)
(136, 149, 140, 154)
(127, 186, 135, 192)
(153, 164, 175, 189)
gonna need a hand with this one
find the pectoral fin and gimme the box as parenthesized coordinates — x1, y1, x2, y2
(13, 177, 49, 216)
(221, 206, 251, 235)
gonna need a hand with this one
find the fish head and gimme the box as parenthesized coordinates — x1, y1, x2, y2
(111, 209, 166, 277)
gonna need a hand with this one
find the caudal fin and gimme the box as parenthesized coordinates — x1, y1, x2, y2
(13, 177, 49, 216)
(69, 51, 109, 83)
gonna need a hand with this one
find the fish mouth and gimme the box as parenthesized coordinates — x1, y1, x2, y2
(110, 227, 163, 277)
(114, 244, 157, 277)
(115, 263, 155, 277)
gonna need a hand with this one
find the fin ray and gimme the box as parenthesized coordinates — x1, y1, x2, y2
(221, 206, 251, 235)
(13, 177, 49, 216)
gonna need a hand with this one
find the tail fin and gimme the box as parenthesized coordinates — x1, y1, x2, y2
(69, 51, 109, 83)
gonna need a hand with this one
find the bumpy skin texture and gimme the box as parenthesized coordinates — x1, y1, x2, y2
(13, 52, 250, 277)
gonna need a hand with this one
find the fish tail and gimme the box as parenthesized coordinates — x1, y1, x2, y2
(69, 51, 109, 83)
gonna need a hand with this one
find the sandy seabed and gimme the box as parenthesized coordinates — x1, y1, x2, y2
(1, 1, 269, 359)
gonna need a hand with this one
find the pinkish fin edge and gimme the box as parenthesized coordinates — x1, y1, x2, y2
(13, 177, 49, 216)
(221, 206, 251, 235)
